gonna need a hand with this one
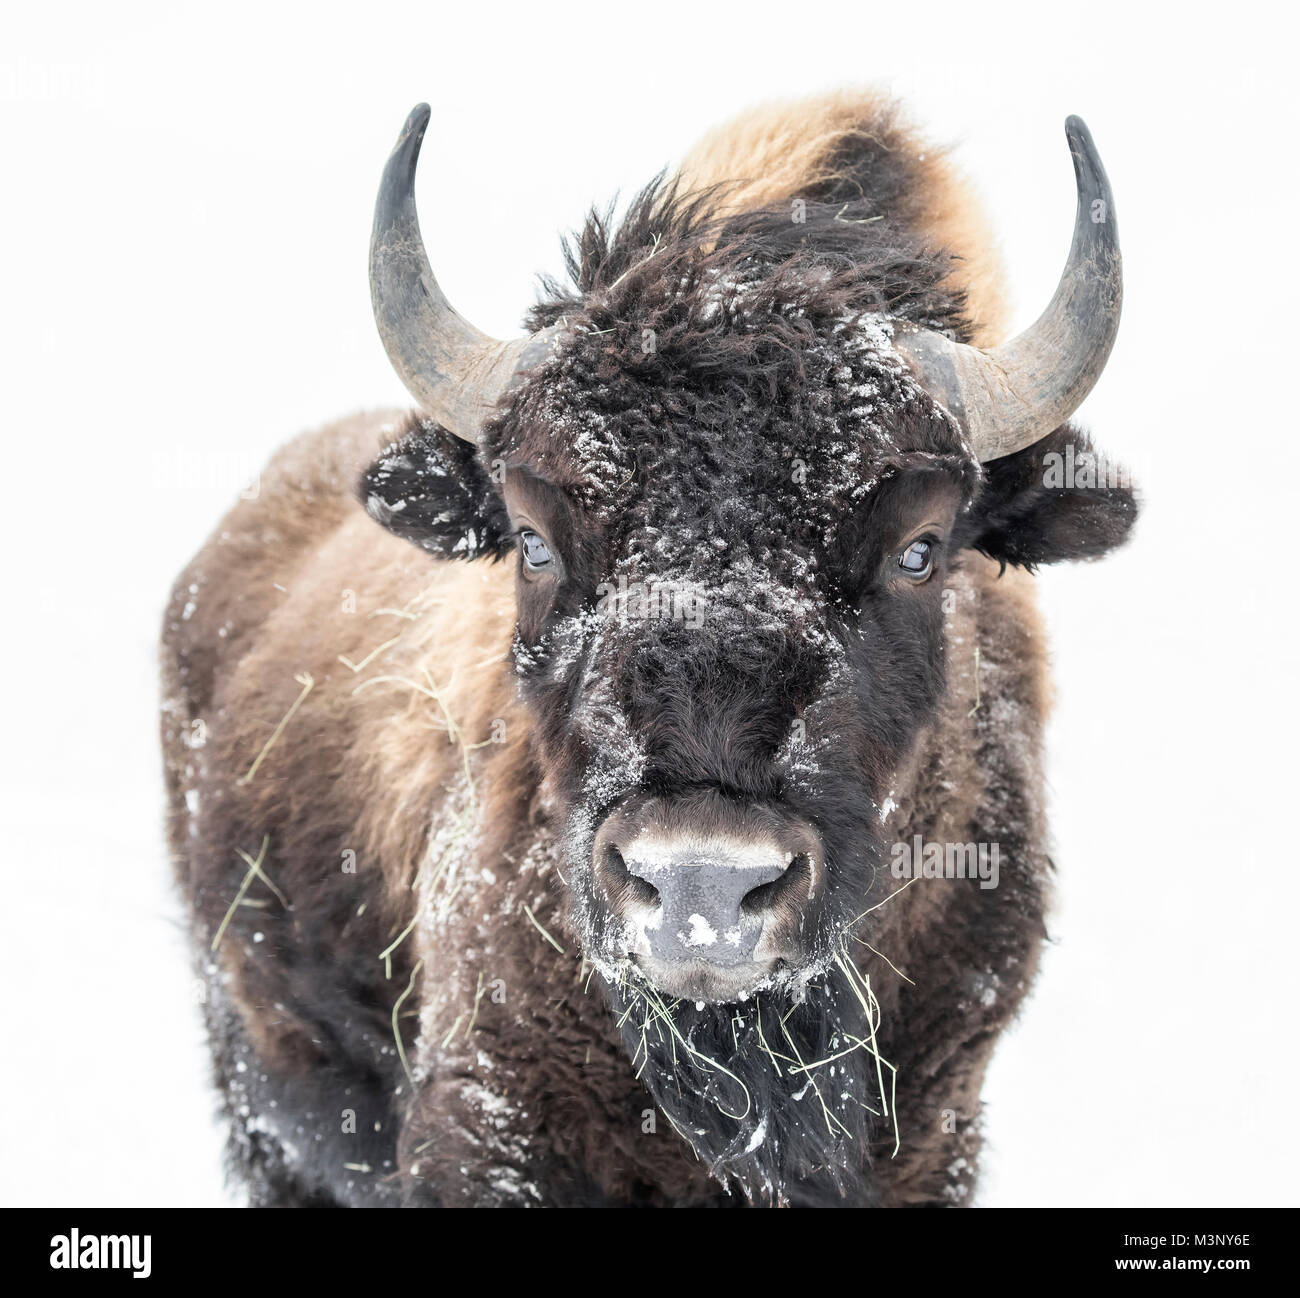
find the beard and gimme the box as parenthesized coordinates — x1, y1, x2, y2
(601, 947, 890, 1207)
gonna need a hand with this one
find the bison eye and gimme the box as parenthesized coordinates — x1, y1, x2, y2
(898, 539, 933, 579)
(520, 529, 553, 571)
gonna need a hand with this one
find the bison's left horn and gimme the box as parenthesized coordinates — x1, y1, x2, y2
(893, 116, 1122, 462)
(370, 104, 560, 442)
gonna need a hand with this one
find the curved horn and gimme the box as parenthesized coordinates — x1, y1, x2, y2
(894, 116, 1122, 461)
(370, 104, 559, 441)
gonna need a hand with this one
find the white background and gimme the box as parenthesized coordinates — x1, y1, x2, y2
(2, 0, 1295, 1208)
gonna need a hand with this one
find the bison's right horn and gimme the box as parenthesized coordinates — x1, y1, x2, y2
(370, 104, 561, 442)
(893, 116, 1122, 462)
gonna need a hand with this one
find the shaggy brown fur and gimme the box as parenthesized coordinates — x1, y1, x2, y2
(161, 91, 1134, 1207)
(676, 90, 1011, 345)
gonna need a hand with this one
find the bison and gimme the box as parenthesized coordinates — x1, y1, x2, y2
(161, 90, 1137, 1207)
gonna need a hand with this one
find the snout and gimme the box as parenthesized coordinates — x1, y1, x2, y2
(592, 795, 822, 1002)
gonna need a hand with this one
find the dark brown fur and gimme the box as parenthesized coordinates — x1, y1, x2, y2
(161, 92, 1135, 1206)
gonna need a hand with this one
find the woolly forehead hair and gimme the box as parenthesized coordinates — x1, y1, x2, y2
(529, 173, 975, 341)
(481, 177, 980, 521)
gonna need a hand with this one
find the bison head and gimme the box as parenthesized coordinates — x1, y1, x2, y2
(361, 106, 1137, 1201)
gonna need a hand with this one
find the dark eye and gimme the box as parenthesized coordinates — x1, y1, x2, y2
(520, 529, 552, 571)
(898, 539, 933, 579)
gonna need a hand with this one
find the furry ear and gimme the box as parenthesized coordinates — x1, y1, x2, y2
(961, 423, 1139, 570)
(359, 416, 513, 561)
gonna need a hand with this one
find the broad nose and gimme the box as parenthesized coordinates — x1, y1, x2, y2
(592, 798, 822, 995)
(622, 844, 799, 967)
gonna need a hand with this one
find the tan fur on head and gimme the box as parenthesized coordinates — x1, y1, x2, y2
(675, 89, 1010, 347)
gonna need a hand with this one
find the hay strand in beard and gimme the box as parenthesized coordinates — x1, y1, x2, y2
(602, 952, 894, 1206)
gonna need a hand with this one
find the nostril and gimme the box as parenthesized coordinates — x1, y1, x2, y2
(741, 852, 812, 917)
(600, 845, 660, 912)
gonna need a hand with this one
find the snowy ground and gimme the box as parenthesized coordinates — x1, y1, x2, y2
(2, 1, 1296, 1207)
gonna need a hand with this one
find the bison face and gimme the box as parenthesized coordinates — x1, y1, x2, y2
(363, 281, 1138, 1012)
(367, 285, 988, 1003)
(490, 325, 976, 1009)
(363, 339, 1134, 1198)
